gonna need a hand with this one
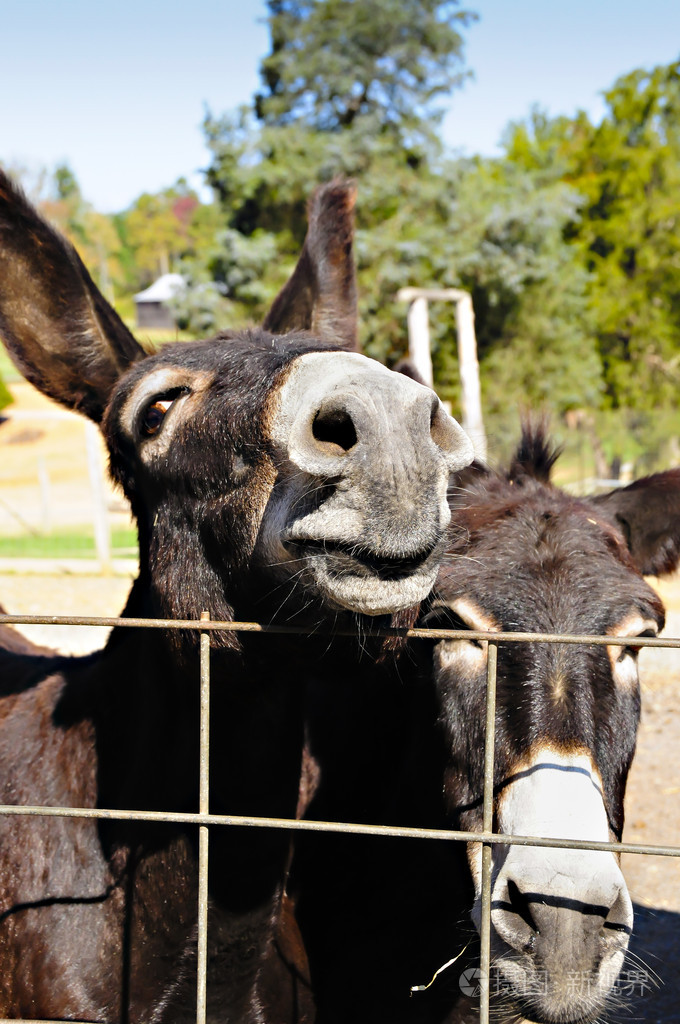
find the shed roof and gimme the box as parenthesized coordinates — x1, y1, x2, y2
(134, 273, 186, 304)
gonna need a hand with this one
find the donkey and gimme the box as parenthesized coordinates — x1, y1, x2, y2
(294, 425, 680, 1024)
(0, 170, 473, 1023)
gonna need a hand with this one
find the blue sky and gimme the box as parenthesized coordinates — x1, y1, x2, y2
(3, 0, 679, 212)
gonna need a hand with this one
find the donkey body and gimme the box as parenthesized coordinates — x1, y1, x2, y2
(296, 427, 680, 1024)
(0, 172, 472, 1022)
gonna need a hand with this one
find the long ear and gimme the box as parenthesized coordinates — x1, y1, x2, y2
(392, 358, 429, 387)
(591, 469, 680, 575)
(0, 170, 146, 422)
(263, 178, 358, 349)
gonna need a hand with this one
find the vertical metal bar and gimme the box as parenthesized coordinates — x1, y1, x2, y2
(479, 641, 498, 1023)
(196, 611, 211, 1024)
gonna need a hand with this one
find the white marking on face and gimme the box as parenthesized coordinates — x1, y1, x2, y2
(269, 350, 472, 477)
(498, 746, 608, 843)
(607, 611, 658, 688)
(256, 351, 474, 615)
(120, 366, 215, 462)
(432, 597, 499, 675)
(469, 745, 634, 1009)
(468, 746, 613, 899)
(449, 597, 499, 635)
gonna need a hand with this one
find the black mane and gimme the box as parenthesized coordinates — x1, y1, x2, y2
(507, 419, 562, 484)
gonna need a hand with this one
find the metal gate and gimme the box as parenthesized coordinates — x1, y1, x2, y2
(1, 611, 678, 1024)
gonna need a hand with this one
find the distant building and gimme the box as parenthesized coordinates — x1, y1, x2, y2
(134, 274, 185, 330)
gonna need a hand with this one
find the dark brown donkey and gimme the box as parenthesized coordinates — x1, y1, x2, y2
(0, 171, 473, 1023)
(295, 425, 680, 1024)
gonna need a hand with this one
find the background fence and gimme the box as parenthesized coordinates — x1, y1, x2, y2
(0, 396, 662, 577)
(0, 612, 678, 1024)
(0, 403, 136, 573)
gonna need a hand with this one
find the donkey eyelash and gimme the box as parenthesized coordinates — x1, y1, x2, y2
(139, 388, 189, 438)
(618, 627, 657, 662)
(425, 608, 485, 648)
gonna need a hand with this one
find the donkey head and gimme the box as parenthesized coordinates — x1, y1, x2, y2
(0, 173, 472, 634)
(427, 427, 680, 1022)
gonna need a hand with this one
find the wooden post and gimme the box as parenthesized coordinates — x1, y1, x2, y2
(454, 292, 486, 461)
(397, 287, 487, 460)
(405, 296, 434, 388)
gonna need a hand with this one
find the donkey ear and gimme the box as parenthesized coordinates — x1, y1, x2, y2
(263, 178, 358, 349)
(591, 469, 680, 576)
(0, 170, 146, 423)
(392, 358, 429, 387)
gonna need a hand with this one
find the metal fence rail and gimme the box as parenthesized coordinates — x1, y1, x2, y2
(0, 611, 678, 1024)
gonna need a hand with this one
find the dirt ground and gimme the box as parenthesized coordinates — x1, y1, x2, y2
(0, 381, 131, 537)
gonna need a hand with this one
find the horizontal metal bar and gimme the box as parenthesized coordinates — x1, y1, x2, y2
(1, 612, 680, 649)
(0, 803, 678, 858)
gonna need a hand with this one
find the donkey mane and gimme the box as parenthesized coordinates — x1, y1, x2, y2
(447, 422, 642, 575)
(507, 419, 562, 484)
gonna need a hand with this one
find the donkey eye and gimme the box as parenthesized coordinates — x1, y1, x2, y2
(424, 608, 484, 648)
(141, 400, 173, 437)
(139, 388, 189, 439)
(618, 628, 656, 663)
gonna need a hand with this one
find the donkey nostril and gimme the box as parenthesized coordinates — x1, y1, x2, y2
(429, 398, 472, 466)
(507, 879, 539, 935)
(603, 887, 633, 937)
(312, 407, 358, 452)
(491, 878, 539, 954)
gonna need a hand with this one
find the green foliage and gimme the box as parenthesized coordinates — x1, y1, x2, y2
(442, 160, 602, 417)
(503, 62, 680, 415)
(257, 0, 476, 146)
(8, 27, 680, 474)
(203, 0, 476, 339)
(54, 163, 80, 201)
(201, 0, 612, 439)
(122, 179, 225, 290)
(0, 527, 137, 560)
(0, 374, 13, 414)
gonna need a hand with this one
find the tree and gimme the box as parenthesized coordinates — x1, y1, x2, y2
(37, 164, 124, 302)
(257, 0, 475, 146)
(503, 63, 680, 413)
(122, 180, 224, 290)
(499, 61, 680, 468)
(576, 63, 680, 412)
(411, 156, 602, 431)
(201, 11, 680, 470)
(204, 0, 476, 341)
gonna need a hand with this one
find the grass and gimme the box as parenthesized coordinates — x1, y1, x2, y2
(0, 527, 137, 560)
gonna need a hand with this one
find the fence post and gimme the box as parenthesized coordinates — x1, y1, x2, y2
(197, 611, 211, 1024)
(479, 641, 498, 1023)
(405, 296, 434, 387)
(85, 421, 112, 573)
(397, 287, 487, 460)
(455, 293, 486, 462)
